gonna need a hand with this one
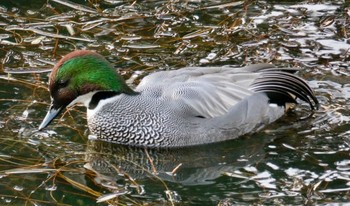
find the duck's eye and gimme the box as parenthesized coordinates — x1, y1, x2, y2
(57, 79, 69, 88)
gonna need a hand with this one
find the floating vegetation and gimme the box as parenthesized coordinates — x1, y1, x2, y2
(0, 0, 350, 205)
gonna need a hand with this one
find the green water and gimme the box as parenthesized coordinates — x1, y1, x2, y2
(1, 0, 350, 205)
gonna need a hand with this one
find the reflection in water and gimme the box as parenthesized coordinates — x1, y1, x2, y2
(85, 136, 270, 187)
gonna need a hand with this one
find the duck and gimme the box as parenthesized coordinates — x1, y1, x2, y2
(39, 50, 319, 147)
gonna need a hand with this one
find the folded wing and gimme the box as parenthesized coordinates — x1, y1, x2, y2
(136, 64, 318, 118)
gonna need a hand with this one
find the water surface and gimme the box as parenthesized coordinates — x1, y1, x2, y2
(0, 0, 350, 205)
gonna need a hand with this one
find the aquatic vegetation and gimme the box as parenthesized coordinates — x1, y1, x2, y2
(0, 0, 349, 205)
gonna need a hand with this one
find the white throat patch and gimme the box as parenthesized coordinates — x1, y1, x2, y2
(67, 91, 98, 108)
(67, 91, 121, 119)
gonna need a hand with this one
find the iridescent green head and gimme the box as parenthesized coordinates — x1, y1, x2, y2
(39, 50, 133, 130)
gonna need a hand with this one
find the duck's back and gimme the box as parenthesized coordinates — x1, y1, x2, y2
(137, 64, 270, 118)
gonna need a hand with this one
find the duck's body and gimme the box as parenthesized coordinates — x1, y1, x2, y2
(39, 50, 318, 147)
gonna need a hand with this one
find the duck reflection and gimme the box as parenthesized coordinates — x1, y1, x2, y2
(84, 135, 272, 187)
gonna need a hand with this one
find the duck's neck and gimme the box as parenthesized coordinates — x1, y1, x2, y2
(110, 74, 138, 95)
(79, 71, 138, 108)
(88, 91, 121, 110)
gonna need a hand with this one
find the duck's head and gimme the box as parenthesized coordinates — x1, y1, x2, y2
(39, 50, 133, 130)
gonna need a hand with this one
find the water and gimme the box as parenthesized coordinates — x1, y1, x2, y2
(0, 0, 350, 205)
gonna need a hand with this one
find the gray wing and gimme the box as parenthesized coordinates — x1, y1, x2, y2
(135, 64, 273, 118)
(135, 63, 318, 118)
